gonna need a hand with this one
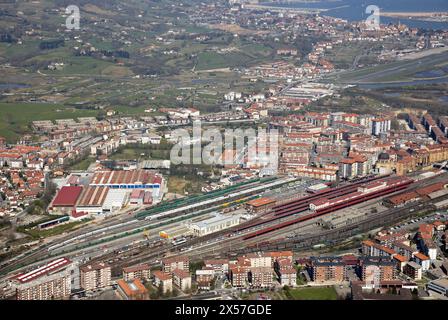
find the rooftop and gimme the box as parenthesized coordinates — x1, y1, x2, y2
(15, 258, 71, 284)
(52, 186, 83, 207)
(246, 197, 276, 207)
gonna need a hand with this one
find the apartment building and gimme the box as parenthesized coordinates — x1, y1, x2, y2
(403, 261, 422, 280)
(229, 265, 249, 288)
(204, 259, 229, 275)
(172, 269, 192, 292)
(12, 258, 73, 300)
(122, 264, 151, 281)
(162, 256, 189, 273)
(116, 279, 148, 300)
(80, 262, 111, 291)
(153, 271, 173, 294)
(310, 259, 345, 283)
(361, 258, 396, 282)
(246, 252, 272, 268)
(249, 267, 273, 288)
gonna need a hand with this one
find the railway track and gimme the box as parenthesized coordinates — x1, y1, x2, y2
(241, 176, 414, 240)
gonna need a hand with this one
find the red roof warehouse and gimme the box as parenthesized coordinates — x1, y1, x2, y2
(52, 186, 83, 207)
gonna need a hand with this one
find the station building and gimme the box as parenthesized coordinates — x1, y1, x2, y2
(246, 197, 276, 213)
(427, 278, 448, 297)
(190, 214, 241, 237)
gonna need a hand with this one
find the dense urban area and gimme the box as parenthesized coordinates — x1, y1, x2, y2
(0, 0, 448, 301)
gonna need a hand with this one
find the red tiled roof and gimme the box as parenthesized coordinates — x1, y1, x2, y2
(413, 252, 429, 261)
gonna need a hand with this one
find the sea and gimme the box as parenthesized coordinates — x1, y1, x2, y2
(260, 0, 448, 30)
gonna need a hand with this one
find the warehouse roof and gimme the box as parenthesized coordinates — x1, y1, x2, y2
(52, 186, 83, 207)
(90, 170, 161, 185)
(77, 186, 109, 207)
(246, 197, 276, 208)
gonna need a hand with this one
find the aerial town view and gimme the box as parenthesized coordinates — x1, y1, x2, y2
(1, 0, 448, 309)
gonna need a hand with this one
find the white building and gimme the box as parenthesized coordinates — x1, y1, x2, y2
(190, 214, 241, 237)
(102, 189, 129, 214)
(372, 118, 391, 136)
(278, 268, 297, 287)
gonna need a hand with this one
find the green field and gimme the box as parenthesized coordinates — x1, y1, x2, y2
(285, 286, 338, 300)
(21, 220, 89, 239)
(196, 51, 254, 71)
(69, 156, 96, 171)
(0, 102, 99, 141)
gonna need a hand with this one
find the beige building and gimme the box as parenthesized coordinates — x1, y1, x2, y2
(13, 258, 73, 300)
(249, 267, 273, 288)
(153, 270, 173, 294)
(246, 252, 272, 268)
(80, 262, 111, 291)
(172, 269, 192, 292)
(162, 256, 189, 273)
(122, 264, 150, 281)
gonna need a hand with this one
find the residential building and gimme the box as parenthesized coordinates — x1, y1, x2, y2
(152, 271, 173, 294)
(12, 258, 72, 300)
(403, 261, 422, 280)
(80, 262, 111, 291)
(162, 256, 189, 273)
(122, 264, 150, 281)
(172, 269, 192, 292)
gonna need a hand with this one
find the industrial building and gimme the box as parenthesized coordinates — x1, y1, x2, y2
(190, 214, 241, 237)
(49, 186, 83, 214)
(102, 189, 129, 214)
(75, 186, 110, 216)
(89, 170, 163, 198)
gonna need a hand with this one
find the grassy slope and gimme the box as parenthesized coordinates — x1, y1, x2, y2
(0, 102, 99, 141)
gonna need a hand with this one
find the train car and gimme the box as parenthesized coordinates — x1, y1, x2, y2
(172, 237, 187, 246)
(242, 176, 414, 241)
